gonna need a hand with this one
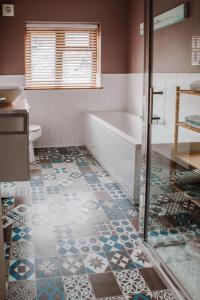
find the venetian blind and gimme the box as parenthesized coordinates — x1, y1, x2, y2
(25, 23, 100, 89)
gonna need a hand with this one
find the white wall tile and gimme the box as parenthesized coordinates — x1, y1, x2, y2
(2, 72, 199, 147)
(126, 72, 200, 144)
(0, 74, 127, 146)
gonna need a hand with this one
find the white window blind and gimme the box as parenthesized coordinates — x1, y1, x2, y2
(25, 23, 101, 89)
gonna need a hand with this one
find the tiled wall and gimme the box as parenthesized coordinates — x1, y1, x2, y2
(1, 73, 200, 146)
(127, 73, 200, 141)
(0, 74, 127, 146)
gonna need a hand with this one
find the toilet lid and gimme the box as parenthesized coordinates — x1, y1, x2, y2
(29, 124, 41, 132)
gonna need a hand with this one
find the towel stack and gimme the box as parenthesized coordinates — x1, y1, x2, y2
(190, 80, 200, 92)
(185, 115, 200, 129)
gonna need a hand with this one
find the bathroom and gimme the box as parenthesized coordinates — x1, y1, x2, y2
(0, 0, 200, 299)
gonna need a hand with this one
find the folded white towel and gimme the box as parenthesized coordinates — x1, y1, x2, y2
(190, 81, 200, 92)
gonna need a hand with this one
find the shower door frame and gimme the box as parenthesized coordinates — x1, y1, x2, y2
(140, 1, 193, 299)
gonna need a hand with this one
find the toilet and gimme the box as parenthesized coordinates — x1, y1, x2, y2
(29, 124, 42, 163)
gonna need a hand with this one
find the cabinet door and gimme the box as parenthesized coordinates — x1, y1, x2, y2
(0, 113, 29, 181)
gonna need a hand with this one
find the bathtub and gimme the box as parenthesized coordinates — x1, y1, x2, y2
(84, 111, 142, 203)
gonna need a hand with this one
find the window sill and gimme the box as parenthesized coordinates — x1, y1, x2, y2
(24, 87, 103, 91)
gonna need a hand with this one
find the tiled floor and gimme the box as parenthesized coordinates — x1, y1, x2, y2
(147, 151, 200, 300)
(2, 146, 175, 300)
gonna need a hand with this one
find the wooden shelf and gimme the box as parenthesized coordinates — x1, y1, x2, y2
(174, 87, 200, 169)
(178, 90, 200, 96)
(176, 153, 200, 169)
(176, 122, 200, 134)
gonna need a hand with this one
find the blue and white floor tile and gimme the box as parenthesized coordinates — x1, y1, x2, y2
(2, 146, 176, 299)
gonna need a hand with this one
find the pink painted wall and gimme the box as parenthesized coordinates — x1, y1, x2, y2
(0, 0, 129, 74)
(1, 0, 200, 75)
(128, 0, 200, 73)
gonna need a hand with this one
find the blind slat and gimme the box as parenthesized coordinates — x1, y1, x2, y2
(25, 23, 100, 89)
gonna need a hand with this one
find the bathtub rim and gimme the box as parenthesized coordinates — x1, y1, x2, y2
(85, 111, 142, 146)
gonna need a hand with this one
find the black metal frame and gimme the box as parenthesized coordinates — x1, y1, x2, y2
(140, 1, 193, 299)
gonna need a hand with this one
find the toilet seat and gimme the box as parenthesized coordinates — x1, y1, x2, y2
(29, 124, 42, 142)
(29, 124, 41, 132)
(29, 124, 42, 162)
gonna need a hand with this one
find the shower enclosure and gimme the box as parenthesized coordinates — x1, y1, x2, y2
(140, 1, 200, 299)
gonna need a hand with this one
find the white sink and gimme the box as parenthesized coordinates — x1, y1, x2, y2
(0, 86, 23, 105)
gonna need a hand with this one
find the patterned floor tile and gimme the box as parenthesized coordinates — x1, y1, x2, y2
(100, 199, 119, 210)
(96, 297, 124, 300)
(45, 185, 61, 195)
(36, 277, 65, 300)
(32, 202, 50, 215)
(59, 255, 86, 276)
(89, 272, 122, 298)
(119, 232, 138, 251)
(32, 213, 54, 227)
(87, 208, 109, 224)
(2, 196, 15, 206)
(131, 218, 139, 232)
(78, 236, 103, 254)
(13, 212, 32, 227)
(12, 226, 32, 241)
(3, 226, 12, 242)
(89, 183, 106, 192)
(83, 251, 111, 273)
(93, 221, 117, 236)
(122, 207, 139, 219)
(2, 203, 14, 218)
(33, 225, 56, 240)
(4, 242, 11, 260)
(114, 269, 151, 298)
(30, 187, 46, 202)
(83, 172, 100, 185)
(34, 239, 57, 258)
(9, 258, 35, 281)
(139, 268, 166, 291)
(35, 257, 60, 279)
(128, 246, 152, 269)
(62, 192, 80, 202)
(7, 280, 36, 300)
(114, 198, 134, 209)
(16, 181, 30, 189)
(1, 182, 15, 197)
(63, 274, 95, 300)
(2, 146, 189, 300)
(99, 235, 124, 252)
(105, 209, 126, 221)
(152, 289, 175, 300)
(5, 259, 10, 280)
(31, 179, 42, 189)
(130, 293, 152, 299)
(3, 214, 13, 228)
(106, 251, 135, 271)
(73, 222, 97, 238)
(56, 238, 80, 256)
(111, 220, 136, 236)
(10, 241, 34, 260)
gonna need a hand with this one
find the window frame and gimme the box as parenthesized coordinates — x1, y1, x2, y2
(25, 23, 102, 90)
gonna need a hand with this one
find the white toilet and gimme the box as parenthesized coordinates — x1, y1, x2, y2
(29, 124, 42, 163)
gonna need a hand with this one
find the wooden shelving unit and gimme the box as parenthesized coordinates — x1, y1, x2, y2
(174, 87, 200, 169)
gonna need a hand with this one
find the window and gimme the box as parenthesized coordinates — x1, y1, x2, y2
(25, 23, 101, 89)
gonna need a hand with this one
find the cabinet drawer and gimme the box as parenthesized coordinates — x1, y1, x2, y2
(0, 114, 28, 134)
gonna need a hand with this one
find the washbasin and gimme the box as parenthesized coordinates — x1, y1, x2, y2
(0, 86, 23, 106)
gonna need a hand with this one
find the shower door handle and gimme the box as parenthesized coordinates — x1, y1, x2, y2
(153, 91, 163, 95)
(149, 88, 164, 124)
(149, 87, 154, 125)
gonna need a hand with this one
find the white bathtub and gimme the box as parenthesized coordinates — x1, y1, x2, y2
(84, 111, 142, 203)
